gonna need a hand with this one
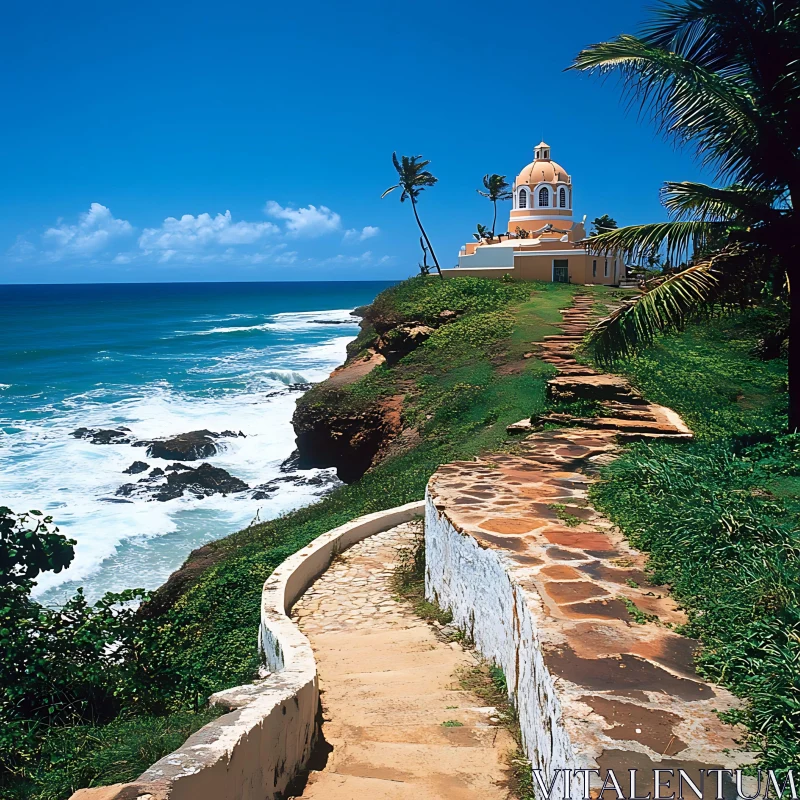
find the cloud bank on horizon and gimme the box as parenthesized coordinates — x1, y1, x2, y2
(7, 201, 385, 273)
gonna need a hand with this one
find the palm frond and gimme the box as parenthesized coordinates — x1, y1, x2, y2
(584, 220, 728, 262)
(589, 260, 719, 363)
(380, 185, 398, 199)
(661, 181, 783, 223)
(570, 34, 760, 184)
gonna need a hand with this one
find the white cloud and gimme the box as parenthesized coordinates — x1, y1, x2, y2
(7, 200, 383, 272)
(316, 251, 391, 267)
(138, 210, 278, 253)
(344, 225, 380, 242)
(41, 203, 133, 260)
(264, 201, 342, 238)
(7, 235, 36, 262)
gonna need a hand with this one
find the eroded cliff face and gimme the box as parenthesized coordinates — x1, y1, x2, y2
(291, 304, 456, 483)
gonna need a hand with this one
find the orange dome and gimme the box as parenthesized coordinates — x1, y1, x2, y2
(516, 158, 570, 187)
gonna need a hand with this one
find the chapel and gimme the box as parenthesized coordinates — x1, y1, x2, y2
(442, 143, 624, 284)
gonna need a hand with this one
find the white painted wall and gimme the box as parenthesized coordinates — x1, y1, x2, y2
(457, 244, 515, 269)
(425, 493, 583, 800)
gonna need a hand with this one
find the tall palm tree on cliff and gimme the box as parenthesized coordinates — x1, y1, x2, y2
(382, 153, 443, 278)
(570, 0, 800, 430)
(477, 174, 512, 237)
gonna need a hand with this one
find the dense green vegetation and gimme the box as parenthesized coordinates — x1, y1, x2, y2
(590, 309, 797, 767)
(5, 277, 582, 799)
(10, 279, 792, 795)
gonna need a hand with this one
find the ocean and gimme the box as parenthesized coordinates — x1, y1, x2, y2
(0, 281, 392, 604)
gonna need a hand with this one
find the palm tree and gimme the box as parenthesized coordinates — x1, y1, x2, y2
(473, 223, 493, 241)
(570, 0, 800, 430)
(589, 214, 618, 236)
(477, 174, 512, 237)
(382, 153, 443, 278)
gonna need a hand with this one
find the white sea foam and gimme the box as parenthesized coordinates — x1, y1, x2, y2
(185, 308, 359, 336)
(1, 316, 353, 603)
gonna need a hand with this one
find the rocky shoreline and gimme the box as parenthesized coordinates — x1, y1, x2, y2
(291, 303, 461, 483)
(73, 403, 341, 505)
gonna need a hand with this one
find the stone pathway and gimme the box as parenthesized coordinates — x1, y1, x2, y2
(428, 291, 751, 785)
(290, 521, 515, 800)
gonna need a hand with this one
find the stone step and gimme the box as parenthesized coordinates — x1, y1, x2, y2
(547, 375, 640, 403)
(323, 739, 511, 790)
(300, 771, 489, 799)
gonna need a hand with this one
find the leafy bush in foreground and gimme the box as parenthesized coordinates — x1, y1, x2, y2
(0, 507, 184, 784)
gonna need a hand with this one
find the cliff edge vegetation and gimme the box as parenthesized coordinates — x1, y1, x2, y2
(4, 276, 590, 799)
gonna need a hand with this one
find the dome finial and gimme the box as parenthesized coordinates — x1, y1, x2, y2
(534, 141, 551, 160)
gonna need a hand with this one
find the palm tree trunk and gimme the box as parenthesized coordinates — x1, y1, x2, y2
(411, 196, 443, 279)
(780, 197, 800, 431)
(790, 273, 800, 432)
(492, 201, 497, 239)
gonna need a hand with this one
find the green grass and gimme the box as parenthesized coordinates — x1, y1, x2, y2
(590, 309, 797, 768)
(2, 709, 222, 800)
(13, 277, 582, 799)
(596, 309, 788, 438)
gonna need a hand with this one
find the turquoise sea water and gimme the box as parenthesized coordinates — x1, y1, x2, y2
(0, 281, 392, 603)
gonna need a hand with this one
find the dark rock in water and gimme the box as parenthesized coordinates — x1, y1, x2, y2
(72, 427, 133, 445)
(219, 430, 246, 438)
(135, 429, 221, 461)
(312, 319, 351, 325)
(116, 462, 249, 501)
(287, 383, 313, 392)
(279, 450, 301, 472)
(251, 484, 279, 500)
(153, 463, 249, 501)
(251, 468, 341, 500)
(123, 460, 149, 474)
(99, 497, 134, 503)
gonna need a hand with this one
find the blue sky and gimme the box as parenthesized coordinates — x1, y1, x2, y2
(0, 0, 713, 283)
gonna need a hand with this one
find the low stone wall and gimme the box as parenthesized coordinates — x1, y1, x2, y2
(70, 500, 424, 800)
(424, 489, 580, 795)
(424, 433, 752, 799)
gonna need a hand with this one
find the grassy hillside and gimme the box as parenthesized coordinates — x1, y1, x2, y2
(590, 310, 797, 768)
(11, 276, 590, 799)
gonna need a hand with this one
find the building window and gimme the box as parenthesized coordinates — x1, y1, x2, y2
(592, 259, 597, 278)
(538, 187, 549, 207)
(604, 259, 609, 277)
(559, 187, 567, 208)
(519, 189, 527, 209)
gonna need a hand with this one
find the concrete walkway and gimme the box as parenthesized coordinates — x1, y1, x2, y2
(290, 521, 515, 800)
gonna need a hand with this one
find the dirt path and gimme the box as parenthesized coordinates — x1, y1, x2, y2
(290, 521, 515, 800)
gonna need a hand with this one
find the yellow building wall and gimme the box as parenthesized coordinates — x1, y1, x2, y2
(441, 254, 620, 285)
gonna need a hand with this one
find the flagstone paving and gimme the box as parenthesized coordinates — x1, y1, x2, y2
(290, 521, 516, 799)
(428, 291, 752, 788)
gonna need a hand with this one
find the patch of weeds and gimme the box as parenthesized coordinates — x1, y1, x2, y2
(625, 578, 640, 588)
(391, 527, 453, 626)
(456, 661, 534, 799)
(548, 503, 582, 527)
(441, 720, 463, 728)
(619, 597, 659, 625)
